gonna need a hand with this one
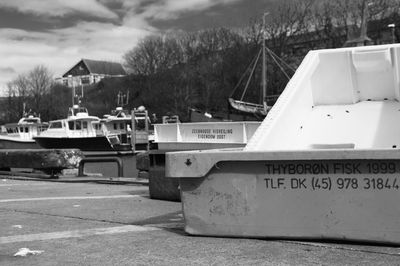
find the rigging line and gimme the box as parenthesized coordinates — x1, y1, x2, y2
(229, 48, 261, 98)
(267, 47, 294, 72)
(266, 48, 291, 80)
(267, 47, 296, 73)
(240, 48, 262, 101)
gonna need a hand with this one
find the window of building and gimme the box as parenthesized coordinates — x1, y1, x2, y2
(81, 76, 90, 84)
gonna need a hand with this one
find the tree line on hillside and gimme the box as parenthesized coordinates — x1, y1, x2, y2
(3, 66, 72, 123)
(2, 0, 400, 123)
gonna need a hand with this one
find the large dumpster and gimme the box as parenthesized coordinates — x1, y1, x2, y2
(166, 44, 400, 244)
(145, 121, 260, 201)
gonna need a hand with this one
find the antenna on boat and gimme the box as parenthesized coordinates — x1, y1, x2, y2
(67, 74, 85, 112)
(22, 102, 26, 117)
(117, 91, 129, 108)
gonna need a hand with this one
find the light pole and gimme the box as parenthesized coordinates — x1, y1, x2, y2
(388, 24, 396, 43)
(262, 12, 269, 112)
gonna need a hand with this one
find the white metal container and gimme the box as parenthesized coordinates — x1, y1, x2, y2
(166, 44, 400, 244)
(154, 122, 260, 150)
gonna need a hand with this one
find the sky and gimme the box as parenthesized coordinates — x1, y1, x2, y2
(0, 0, 276, 94)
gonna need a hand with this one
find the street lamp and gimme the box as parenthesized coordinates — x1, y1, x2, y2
(388, 24, 396, 44)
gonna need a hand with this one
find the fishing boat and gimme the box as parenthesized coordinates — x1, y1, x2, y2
(34, 86, 140, 152)
(0, 114, 48, 149)
(101, 106, 153, 151)
(33, 104, 117, 151)
(101, 92, 154, 151)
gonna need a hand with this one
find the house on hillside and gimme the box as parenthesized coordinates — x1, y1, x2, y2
(56, 59, 127, 87)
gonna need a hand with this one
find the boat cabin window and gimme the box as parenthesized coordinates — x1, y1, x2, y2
(120, 123, 125, 130)
(39, 125, 47, 132)
(113, 123, 118, 130)
(82, 121, 88, 129)
(25, 127, 28, 133)
(68, 121, 85, 130)
(49, 121, 63, 129)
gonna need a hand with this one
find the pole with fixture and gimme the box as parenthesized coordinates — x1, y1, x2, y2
(388, 24, 396, 44)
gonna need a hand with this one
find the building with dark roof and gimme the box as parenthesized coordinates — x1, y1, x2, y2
(56, 59, 127, 87)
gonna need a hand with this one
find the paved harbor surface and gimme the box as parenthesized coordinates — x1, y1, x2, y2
(0, 177, 400, 265)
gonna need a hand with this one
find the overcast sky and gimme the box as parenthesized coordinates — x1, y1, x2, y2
(0, 0, 277, 94)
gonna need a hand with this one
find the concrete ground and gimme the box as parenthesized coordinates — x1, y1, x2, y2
(0, 177, 400, 266)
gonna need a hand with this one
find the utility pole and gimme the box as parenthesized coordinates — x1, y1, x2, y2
(388, 24, 396, 43)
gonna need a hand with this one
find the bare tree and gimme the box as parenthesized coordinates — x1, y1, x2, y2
(27, 65, 53, 112)
(262, 0, 315, 56)
(5, 65, 53, 121)
(311, 0, 400, 47)
(123, 34, 184, 75)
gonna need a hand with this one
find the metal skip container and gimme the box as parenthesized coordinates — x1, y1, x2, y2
(146, 121, 260, 201)
(166, 44, 400, 244)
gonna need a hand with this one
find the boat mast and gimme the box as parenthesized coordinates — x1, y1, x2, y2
(262, 12, 268, 112)
(359, 0, 369, 41)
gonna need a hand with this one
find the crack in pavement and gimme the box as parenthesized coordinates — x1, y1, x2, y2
(280, 240, 400, 257)
(0, 207, 183, 229)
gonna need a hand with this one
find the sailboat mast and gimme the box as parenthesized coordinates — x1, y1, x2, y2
(262, 12, 268, 111)
(360, 1, 369, 41)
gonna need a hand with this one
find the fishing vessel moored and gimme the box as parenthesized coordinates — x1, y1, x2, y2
(0, 115, 48, 149)
(33, 105, 117, 151)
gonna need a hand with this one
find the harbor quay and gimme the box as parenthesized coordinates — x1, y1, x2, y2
(0, 177, 399, 266)
(3, 0, 400, 264)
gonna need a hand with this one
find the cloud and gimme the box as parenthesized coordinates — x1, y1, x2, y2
(118, 0, 241, 20)
(0, 0, 246, 94)
(0, 0, 118, 19)
(0, 67, 15, 74)
(0, 21, 154, 94)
